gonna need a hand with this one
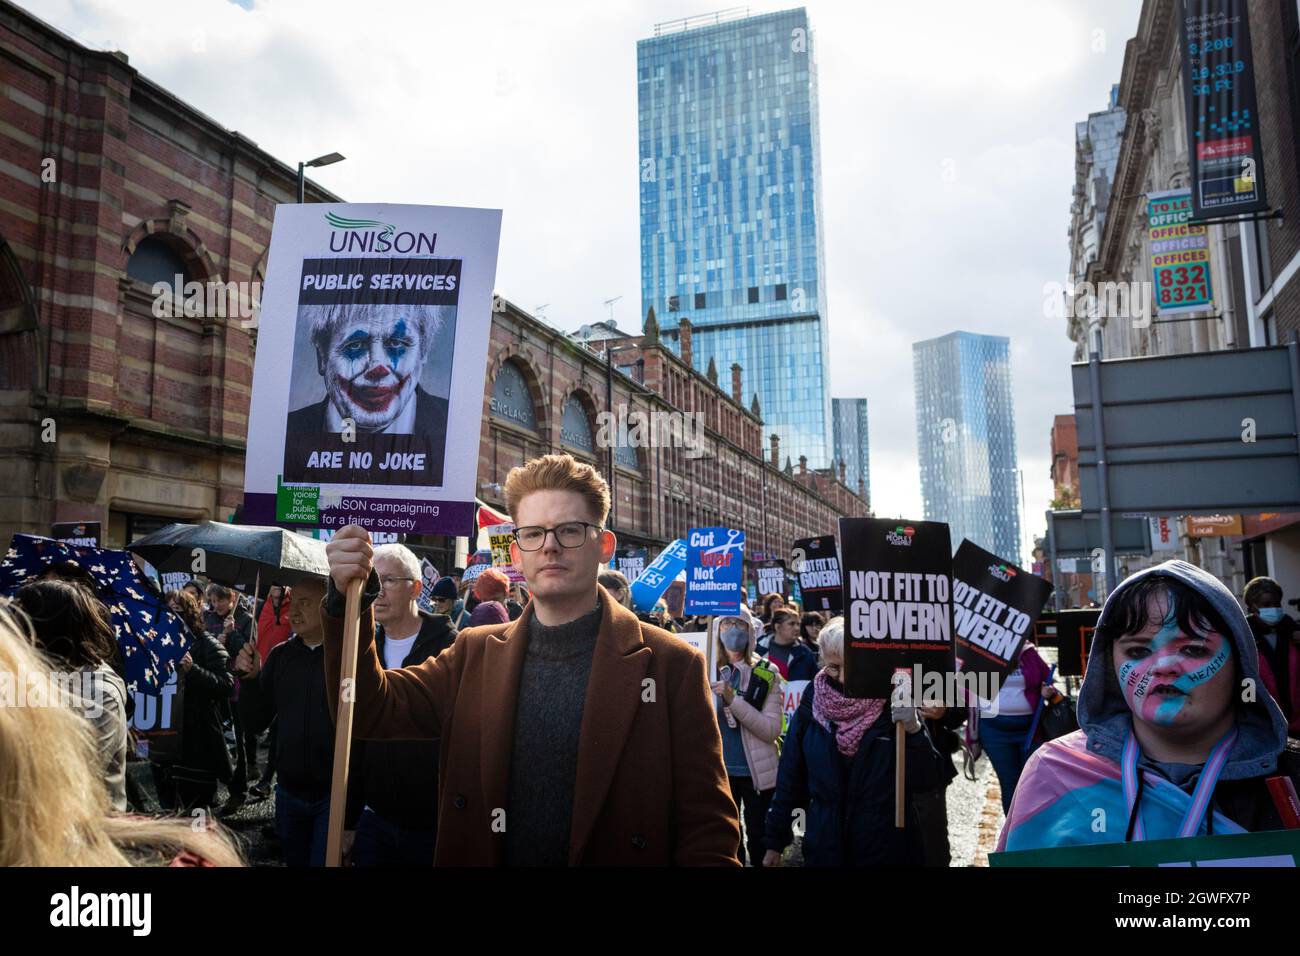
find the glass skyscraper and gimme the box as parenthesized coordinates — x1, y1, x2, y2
(913, 332, 1021, 563)
(831, 397, 869, 506)
(637, 7, 832, 466)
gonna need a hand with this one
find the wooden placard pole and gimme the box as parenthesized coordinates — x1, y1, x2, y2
(324, 577, 363, 867)
(895, 721, 906, 829)
(892, 667, 910, 829)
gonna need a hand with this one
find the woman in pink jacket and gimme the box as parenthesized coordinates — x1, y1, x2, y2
(709, 605, 785, 867)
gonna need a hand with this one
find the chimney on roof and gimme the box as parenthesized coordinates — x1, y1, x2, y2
(799, 455, 807, 476)
(730, 363, 742, 403)
(839, 459, 846, 484)
(770, 433, 780, 468)
(678, 318, 693, 368)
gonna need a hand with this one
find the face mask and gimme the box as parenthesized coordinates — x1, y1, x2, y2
(719, 627, 749, 653)
(1259, 607, 1285, 625)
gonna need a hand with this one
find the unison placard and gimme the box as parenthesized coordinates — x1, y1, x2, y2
(243, 203, 501, 536)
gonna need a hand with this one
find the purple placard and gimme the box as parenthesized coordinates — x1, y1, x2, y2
(243, 493, 475, 537)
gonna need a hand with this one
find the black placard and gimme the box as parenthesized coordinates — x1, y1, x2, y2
(51, 521, 101, 548)
(792, 536, 841, 613)
(951, 540, 1053, 679)
(754, 559, 787, 599)
(1179, 0, 1268, 218)
(839, 518, 954, 699)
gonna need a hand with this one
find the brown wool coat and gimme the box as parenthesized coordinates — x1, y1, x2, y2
(322, 585, 741, 866)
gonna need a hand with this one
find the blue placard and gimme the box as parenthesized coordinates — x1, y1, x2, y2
(685, 527, 745, 616)
(629, 538, 687, 612)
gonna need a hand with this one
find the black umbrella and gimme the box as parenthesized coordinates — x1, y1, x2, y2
(126, 521, 329, 595)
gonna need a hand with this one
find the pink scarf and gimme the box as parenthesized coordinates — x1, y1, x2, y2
(811, 669, 885, 757)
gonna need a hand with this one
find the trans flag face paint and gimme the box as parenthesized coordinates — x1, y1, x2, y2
(1114, 591, 1233, 728)
(323, 314, 422, 432)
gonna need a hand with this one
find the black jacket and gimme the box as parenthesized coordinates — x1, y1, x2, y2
(345, 611, 456, 832)
(175, 628, 236, 783)
(249, 636, 334, 800)
(765, 679, 945, 866)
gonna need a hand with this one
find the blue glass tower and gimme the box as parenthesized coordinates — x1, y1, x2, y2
(832, 398, 869, 506)
(637, 7, 831, 466)
(913, 332, 1021, 563)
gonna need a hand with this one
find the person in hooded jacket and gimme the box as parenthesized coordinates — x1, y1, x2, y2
(763, 617, 945, 866)
(998, 560, 1300, 854)
(709, 605, 784, 866)
(1243, 576, 1299, 735)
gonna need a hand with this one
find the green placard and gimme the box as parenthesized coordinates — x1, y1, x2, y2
(275, 474, 319, 524)
(991, 828, 1300, 867)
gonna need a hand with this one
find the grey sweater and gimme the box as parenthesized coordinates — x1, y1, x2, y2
(503, 597, 603, 866)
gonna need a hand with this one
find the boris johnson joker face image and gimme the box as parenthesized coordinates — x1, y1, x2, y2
(290, 302, 447, 436)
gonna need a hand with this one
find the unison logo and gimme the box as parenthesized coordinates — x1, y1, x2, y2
(325, 212, 437, 255)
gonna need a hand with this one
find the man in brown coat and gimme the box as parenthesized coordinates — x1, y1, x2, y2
(321, 453, 740, 865)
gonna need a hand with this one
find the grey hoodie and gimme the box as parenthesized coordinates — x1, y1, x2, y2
(1078, 559, 1289, 781)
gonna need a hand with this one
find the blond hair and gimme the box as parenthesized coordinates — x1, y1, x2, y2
(504, 453, 611, 525)
(0, 603, 244, 867)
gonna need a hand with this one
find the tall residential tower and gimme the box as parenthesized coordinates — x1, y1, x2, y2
(913, 332, 1021, 563)
(831, 397, 870, 507)
(637, 7, 832, 466)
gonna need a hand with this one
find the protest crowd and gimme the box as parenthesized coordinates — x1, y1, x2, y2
(0, 451, 1297, 869)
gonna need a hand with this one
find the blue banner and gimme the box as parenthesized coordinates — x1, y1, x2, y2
(685, 527, 745, 616)
(629, 538, 687, 612)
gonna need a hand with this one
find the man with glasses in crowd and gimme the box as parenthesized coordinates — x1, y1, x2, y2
(321, 452, 740, 865)
(340, 543, 456, 865)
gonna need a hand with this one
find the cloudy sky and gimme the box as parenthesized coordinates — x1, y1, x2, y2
(29, 0, 1142, 556)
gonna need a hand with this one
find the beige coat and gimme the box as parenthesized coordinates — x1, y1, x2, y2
(723, 663, 784, 791)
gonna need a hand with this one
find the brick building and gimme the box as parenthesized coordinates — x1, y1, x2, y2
(0, 1, 867, 577)
(480, 307, 868, 566)
(0, 1, 341, 547)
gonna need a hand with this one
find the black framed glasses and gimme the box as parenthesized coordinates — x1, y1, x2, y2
(513, 521, 603, 552)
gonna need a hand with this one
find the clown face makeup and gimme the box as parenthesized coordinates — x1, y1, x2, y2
(1112, 590, 1235, 732)
(319, 313, 424, 433)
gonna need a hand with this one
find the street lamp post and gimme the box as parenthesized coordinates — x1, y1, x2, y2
(297, 151, 346, 203)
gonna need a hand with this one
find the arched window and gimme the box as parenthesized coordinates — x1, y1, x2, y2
(490, 361, 538, 432)
(615, 439, 639, 472)
(126, 236, 194, 287)
(561, 395, 595, 454)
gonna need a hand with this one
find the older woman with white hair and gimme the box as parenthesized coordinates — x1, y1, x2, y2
(762, 616, 945, 866)
(709, 604, 784, 866)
